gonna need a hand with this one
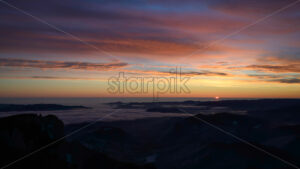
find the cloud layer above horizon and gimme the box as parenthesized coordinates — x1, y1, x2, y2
(0, 0, 299, 97)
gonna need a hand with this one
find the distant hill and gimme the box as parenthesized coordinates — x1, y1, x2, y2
(0, 104, 89, 112)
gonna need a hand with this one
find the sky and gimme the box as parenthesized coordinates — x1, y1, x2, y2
(0, 0, 299, 98)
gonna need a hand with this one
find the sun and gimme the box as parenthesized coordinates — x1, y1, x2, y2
(215, 96, 220, 100)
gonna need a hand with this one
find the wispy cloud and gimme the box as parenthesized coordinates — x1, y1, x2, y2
(0, 58, 128, 71)
(244, 64, 300, 73)
(271, 78, 300, 84)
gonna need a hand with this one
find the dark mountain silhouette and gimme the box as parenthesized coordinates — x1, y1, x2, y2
(0, 114, 155, 169)
(156, 113, 300, 169)
(80, 99, 300, 169)
(1, 99, 300, 169)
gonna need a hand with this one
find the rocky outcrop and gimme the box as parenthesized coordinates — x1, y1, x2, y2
(0, 114, 156, 169)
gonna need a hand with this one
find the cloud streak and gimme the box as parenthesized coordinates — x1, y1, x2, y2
(271, 78, 300, 84)
(244, 64, 300, 73)
(0, 58, 128, 71)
